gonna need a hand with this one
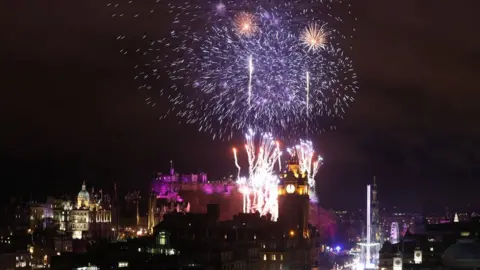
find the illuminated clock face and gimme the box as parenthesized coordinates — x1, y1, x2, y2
(286, 184, 295, 194)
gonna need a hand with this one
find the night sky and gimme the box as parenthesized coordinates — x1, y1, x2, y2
(1, 0, 480, 211)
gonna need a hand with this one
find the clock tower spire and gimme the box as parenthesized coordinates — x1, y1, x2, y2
(278, 152, 310, 238)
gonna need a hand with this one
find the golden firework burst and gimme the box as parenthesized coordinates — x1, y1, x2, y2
(234, 12, 258, 37)
(300, 23, 328, 51)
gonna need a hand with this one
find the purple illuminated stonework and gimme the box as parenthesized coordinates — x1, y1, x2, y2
(151, 170, 242, 220)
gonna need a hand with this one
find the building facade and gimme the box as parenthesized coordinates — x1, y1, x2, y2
(50, 182, 113, 240)
(151, 167, 243, 221)
(379, 218, 480, 269)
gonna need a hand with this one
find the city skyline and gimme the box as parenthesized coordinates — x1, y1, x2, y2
(2, 0, 480, 211)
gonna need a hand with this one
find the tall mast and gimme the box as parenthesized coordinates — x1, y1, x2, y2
(366, 184, 371, 266)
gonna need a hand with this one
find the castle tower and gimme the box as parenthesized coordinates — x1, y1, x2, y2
(277, 152, 310, 238)
(371, 176, 381, 243)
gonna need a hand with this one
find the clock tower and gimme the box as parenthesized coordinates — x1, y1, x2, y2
(277, 151, 310, 238)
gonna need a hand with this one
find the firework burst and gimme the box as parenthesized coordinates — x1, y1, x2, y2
(301, 23, 328, 51)
(108, 0, 358, 140)
(233, 129, 281, 220)
(234, 12, 258, 37)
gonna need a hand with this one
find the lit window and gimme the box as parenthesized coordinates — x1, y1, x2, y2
(263, 254, 267, 261)
(280, 254, 283, 260)
(272, 254, 276, 261)
(159, 232, 166, 245)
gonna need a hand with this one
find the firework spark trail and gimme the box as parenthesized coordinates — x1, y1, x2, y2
(108, 0, 358, 139)
(276, 141, 282, 171)
(235, 129, 281, 220)
(248, 55, 254, 108)
(232, 147, 242, 180)
(306, 71, 310, 115)
(287, 139, 323, 202)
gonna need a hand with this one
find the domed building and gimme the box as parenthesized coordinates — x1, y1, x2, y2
(77, 181, 90, 208)
(68, 181, 113, 239)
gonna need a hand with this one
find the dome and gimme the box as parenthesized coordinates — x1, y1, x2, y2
(78, 190, 90, 202)
(442, 240, 480, 268)
(77, 181, 90, 207)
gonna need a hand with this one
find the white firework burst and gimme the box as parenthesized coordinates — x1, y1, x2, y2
(301, 23, 328, 51)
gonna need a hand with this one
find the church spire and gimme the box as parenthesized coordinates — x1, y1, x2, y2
(287, 149, 300, 176)
(371, 176, 381, 244)
(289, 148, 299, 165)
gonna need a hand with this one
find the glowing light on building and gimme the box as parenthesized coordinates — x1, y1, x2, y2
(390, 222, 399, 244)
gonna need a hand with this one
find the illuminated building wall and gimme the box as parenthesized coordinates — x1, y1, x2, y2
(69, 209, 89, 239)
(29, 202, 54, 229)
(53, 200, 72, 231)
(51, 182, 112, 239)
(152, 171, 242, 221)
